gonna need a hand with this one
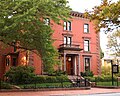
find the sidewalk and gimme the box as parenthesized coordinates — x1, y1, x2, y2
(0, 88, 120, 96)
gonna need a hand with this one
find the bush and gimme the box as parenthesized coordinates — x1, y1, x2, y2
(94, 75, 117, 82)
(4, 66, 35, 84)
(33, 75, 69, 83)
(48, 70, 67, 76)
(81, 71, 94, 77)
(85, 77, 96, 82)
(0, 81, 11, 89)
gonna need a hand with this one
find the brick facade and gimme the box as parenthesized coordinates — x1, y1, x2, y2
(0, 11, 101, 79)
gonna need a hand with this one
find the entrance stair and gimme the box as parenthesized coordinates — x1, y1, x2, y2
(68, 75, 91, 87)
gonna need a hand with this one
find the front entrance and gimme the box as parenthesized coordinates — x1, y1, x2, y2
(66, 56, 74, 75)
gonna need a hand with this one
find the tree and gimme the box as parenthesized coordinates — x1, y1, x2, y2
(0, 0, 71, 72)
(100, 47, 104, 59)
(107, 30, 120, 57)
(85, 0, 120, 33)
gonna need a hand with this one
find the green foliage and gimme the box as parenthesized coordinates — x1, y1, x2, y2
(48, 70, 67, 76)
(107, 30, 120, 57)
(81, 71, 94, 77)
(101, 66, 111, 75)
(33, 75, 69, 83)
(94, 75, 117, 82)
(0, 0, 71, 72)
(19, 82, 71, 89)
(100, 48, 104, 59)
(0, 81, 12, 89)
(86, 0, 120, 32)
(84, 77, 96, 82)
(4, 66, 35, 84)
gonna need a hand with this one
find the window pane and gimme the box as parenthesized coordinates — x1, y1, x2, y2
(84, 40, 89, 51)
(64, 22, 67, 30)
(64, 36, 67, 44)
(44, 18, 50, 25)
(67, 37, 71, 45)
(67, 21, 71, 31)
(84, 24, 89, 33)
(84, 58, 90, 71)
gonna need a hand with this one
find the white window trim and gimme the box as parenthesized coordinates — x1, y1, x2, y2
(84, 24, 89, 33)
(84, 39, 90, 52)
(84, 57, 91, 72)
(64, 21, 72, 31)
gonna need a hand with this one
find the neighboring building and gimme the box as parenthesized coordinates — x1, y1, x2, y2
(101, 50, 120, 67)
(0, 11, 101, 78)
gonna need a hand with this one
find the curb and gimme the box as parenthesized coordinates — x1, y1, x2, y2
(93, 86, 120, 89)
(0, 87, 91, 92)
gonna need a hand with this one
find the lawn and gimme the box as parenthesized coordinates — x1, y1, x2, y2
(96, 81, 120, 86)
(18, 82, 72, 89)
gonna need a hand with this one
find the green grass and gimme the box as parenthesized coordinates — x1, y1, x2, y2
(96, 81, 120, 86)
(18, 82, 72, 89)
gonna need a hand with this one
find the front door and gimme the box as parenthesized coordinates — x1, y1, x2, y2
(66, 56, 73, 75)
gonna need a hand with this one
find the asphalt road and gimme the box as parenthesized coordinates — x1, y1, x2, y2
(0, 88, 120, 96)
(70, 93, 120, 96)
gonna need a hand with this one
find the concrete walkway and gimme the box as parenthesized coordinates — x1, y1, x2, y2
(0, 88, 120, 96)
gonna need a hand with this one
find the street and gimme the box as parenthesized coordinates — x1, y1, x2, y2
(70, 93, 120, 96)
(0, 88, 120, 96)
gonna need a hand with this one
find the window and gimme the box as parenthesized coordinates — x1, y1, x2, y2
(84, 40, 90, 51)
(43, 18, 50, 25)
(84, 24, 89, 33)
(64, 36, 72, 45)
(84, 57, 90, 71)
(13, 58, 17, 66)
(64, 21, 71, 31)
(6, 58, 10, 66)
(64, 22, 67, 30)
(64, 36, 67, 44)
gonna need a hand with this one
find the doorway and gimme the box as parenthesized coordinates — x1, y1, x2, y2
(66, 56, 74, 75)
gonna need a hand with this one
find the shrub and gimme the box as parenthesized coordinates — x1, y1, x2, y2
(4, 66, 35, 84)
(33, 75, 69, 83)
(0, 81, 11, 89)
(94, 75, 117, 82)
(48, 70, 67, 76)
(81, 71, 94, 77)
(85, 77, 96, 82)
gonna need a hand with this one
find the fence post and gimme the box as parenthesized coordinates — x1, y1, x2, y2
(85, 78, 86, 87)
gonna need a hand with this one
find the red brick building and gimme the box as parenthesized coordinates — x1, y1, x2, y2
(0, 11, 101, 78)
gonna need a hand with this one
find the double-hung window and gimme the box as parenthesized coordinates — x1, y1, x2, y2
(84, 24, 89, 33)
(64, 36, 72, 45)
(84, 40, 90, 51)
(44, 18, 50, 25)
(64, 21, 71, 31)
(84, 57, 90, 71)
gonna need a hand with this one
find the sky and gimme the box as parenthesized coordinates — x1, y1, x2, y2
(67, 0, 118, 52)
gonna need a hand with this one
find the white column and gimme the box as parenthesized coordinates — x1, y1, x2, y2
(74, 56, 77, 75)
(60, 56, 62, 70)
(78, 54, 80, 76)
(64, 53, 66, 71)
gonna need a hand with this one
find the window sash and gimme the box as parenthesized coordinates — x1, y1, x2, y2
(84, 58, 90, 71)
(64, 21, 71, 31)
(64, 22, 67, 30)
(84, 40, 90, 51)
(84, 24, 89, 33)
(67, 37, 71, 45)
(44, 18, 50, 25)
(64, 36, 72, 45)
(67, 21, 71, 31)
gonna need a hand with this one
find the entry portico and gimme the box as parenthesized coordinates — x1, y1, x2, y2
(59, 44, 82, 75)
